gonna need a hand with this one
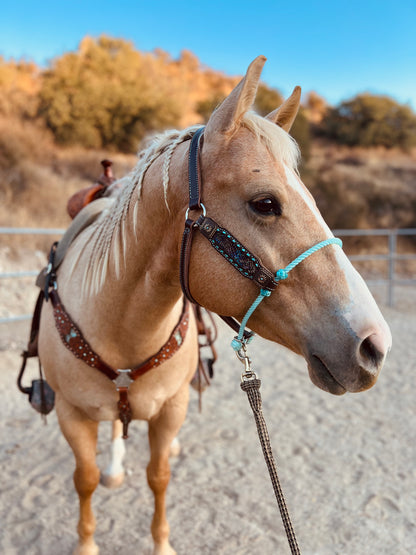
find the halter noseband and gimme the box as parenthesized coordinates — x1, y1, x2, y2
(180, 127, 342, 350)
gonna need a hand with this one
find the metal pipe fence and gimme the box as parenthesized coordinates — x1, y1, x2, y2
(1, 227, 415, 324)
(0, 227, 64, 324)
(333, 228, 416, 307)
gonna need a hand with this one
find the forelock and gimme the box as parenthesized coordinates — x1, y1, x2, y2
(241, 112, 300, 170)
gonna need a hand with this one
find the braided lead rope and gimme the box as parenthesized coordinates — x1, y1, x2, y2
(233, 240, 343, 548)
(275, 237, 343, 281)
(240, 375, 301, 555)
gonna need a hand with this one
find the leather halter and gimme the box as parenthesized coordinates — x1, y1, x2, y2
(180, 127, 278, 340)
(179, 127, 343, 350)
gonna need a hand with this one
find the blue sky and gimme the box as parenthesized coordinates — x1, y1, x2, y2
(1, 0, 415, 109)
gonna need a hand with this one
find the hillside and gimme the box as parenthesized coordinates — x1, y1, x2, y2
(1, 36, 415, 250)
(1, 128, 415, 235)
(307, 141, 416, 231)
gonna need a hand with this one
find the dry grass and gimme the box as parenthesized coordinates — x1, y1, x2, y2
(0, 118, 136, 250)
(306, 140, 416, 231)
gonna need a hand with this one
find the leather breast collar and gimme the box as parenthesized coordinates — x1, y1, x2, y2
(49, 288, 189, 438)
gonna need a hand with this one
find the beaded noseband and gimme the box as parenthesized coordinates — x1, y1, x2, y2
(179, 127, 343, 350)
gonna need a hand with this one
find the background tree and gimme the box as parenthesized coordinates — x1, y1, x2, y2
(290, 108, 311, 162)
(321, 94, 416, 150)
(254, 83, 283, 116)
(304, 91, 327, 124)
(196, 95, 226, 122)
(0, 58, 40, 119)
(39, 36, 182, 151)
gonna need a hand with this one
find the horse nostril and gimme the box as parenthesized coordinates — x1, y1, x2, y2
(359, 335, 385, 368)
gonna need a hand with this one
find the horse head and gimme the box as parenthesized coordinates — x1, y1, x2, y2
(185, 56, 391, 395)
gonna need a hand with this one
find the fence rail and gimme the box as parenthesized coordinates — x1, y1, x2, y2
(0, 227, 64, 324)
(334, 228, 416, 307)
(1, 227, 415, 324)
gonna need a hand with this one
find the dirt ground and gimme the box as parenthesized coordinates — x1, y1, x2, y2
(0, 248, 415, 554)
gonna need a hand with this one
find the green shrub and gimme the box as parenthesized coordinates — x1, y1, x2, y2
(38, 36, 182, 152)
(321, 94, 416, 150)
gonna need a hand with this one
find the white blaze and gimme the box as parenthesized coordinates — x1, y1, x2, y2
(284, 166, 392, 351)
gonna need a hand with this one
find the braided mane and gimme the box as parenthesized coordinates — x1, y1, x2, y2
(72, 125, 202, 297)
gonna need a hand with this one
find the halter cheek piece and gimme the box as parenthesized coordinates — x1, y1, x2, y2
(180, 127, 343, 351)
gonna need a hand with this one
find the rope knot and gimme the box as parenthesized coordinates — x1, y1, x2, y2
(275, 269, 288, 281)
(231, 338, 243, 352)
(260, 289, 272, 297)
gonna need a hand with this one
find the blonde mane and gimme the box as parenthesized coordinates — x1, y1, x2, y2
(242, 111, 300, 170)
(76, 116, 299, 298)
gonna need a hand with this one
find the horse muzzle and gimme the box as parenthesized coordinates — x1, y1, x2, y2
(306, 322, 391, 395)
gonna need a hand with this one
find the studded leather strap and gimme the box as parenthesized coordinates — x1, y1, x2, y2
(196, 216, 277, 291)
(51, 289, 190, 380)
(50, 289, 190, 437)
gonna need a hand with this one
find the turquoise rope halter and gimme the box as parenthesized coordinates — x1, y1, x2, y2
(231, 237, 343, 351)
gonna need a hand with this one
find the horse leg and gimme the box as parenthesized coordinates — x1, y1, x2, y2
(56, 397, 100, 555)
(101, 420, 126, 489)
(147, 384, 190, 555)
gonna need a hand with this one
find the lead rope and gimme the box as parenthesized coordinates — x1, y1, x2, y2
(183, 127, 343, 552)
(231, 238, 343, 554)
(237, 343, 301, 554)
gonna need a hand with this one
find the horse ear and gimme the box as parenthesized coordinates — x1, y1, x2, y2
(205, 56, 267, 136)
(266, 86, 302, 132)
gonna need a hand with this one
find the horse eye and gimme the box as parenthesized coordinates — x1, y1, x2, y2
(249, 197, 282, 217)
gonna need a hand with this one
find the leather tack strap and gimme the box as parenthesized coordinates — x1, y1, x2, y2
(179, 218, 199, 304)
(196, 216, 277, 291)
(181, 127, 255, 341)
(179, 127, 205, 301)
(130, 306, 190, 379)
(50, 289, 118, 381)
(17, 289, 46, 395)
(50, 289, 190, 380)
(50, 288, 190, 438)
(220, 315, 253, 337)
(117, 389, 132, 439)
(188, 127, 205, 210)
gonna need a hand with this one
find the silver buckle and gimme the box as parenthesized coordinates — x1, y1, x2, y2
(113, 369, 133, 390)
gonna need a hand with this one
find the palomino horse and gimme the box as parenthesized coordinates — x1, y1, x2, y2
(38, 56, 391, 555)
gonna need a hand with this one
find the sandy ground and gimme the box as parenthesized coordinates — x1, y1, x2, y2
(0, 248, 415, 555)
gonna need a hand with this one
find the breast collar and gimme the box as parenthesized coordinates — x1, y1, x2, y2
(48, 285, 190, 439)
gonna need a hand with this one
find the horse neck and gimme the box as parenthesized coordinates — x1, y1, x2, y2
(77, 142, 189, 366)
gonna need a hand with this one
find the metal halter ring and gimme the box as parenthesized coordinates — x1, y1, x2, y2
(185, 203, 207, 221)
